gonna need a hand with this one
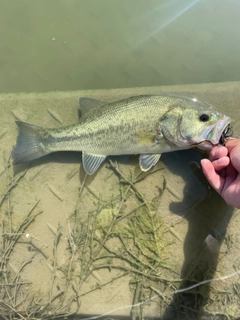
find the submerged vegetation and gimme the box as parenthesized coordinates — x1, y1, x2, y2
(0, 154, 239, 320)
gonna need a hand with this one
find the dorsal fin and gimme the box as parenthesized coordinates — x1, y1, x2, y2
(79, 98, 106, 117)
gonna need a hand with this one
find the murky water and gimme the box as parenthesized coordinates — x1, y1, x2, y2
(1, 1, 240, 319)
(1, 0, 240, 93)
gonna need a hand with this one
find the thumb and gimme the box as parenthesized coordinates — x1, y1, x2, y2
(229, 145, 240, 172)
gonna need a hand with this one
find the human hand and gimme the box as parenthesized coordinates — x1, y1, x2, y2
(201, 139, 240, 208)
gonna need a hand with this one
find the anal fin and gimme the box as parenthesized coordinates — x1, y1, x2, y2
(139, 154, 161, 171)
(82, 152, 106, 175)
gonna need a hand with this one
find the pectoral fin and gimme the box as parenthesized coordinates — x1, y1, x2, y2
(139, 154, 161, 171)
(135, 131, 156, 144)
(82, 152, 106, 175)
(135, 131, 163, 145)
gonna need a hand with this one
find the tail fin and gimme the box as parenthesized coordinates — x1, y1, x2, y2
(12, 121, 50, 165)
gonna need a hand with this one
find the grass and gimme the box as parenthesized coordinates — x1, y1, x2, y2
(0, 154, 239, 319)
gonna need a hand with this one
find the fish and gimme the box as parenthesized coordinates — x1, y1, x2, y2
(11, 94, 231, 175)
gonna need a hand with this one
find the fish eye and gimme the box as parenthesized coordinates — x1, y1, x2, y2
(199, 114, 209, 122)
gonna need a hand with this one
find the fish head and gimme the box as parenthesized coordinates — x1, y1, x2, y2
(160, 100, 231, 151)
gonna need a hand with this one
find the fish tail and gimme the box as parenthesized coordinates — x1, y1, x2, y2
(12, 121, 50, 165)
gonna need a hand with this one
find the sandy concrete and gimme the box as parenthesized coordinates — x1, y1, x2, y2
(0, 82, 240, 319)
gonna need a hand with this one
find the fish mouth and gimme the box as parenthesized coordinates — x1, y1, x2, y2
(219, 123, 233, 145)
(196, 115, 232, 151)
(196, 140, 218, 151)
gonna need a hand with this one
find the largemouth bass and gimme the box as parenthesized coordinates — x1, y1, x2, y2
(12, 95, 231, 175)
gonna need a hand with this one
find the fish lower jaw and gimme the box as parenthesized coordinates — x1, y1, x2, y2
(195, 140, 219, 151)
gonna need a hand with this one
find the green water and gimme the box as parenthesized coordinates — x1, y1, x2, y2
(1, 1, 240, 319)
(1, 0, 240, 93)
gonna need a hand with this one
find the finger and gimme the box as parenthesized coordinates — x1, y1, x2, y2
(225, 138, 240, 152)
(201, 159, 224, 193)
(229, 145, 240, 172)
(211, 156, 230, 172)
(225, 161, 238, 186)
(209, 146, 228, 161)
